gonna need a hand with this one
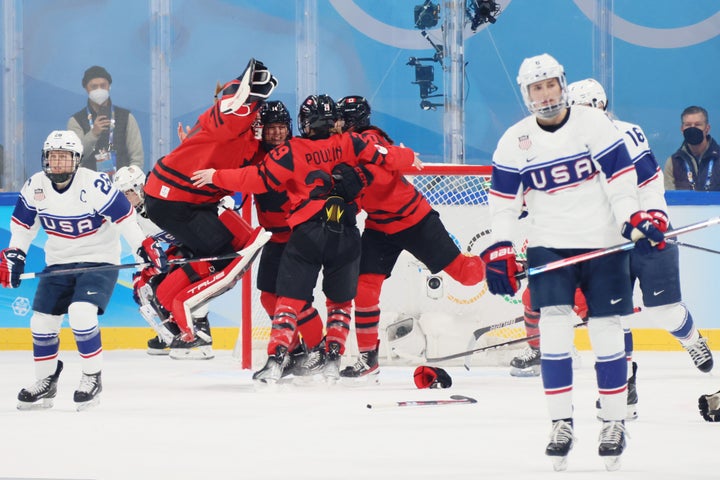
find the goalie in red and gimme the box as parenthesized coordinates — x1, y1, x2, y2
(334, 95, 486, 382)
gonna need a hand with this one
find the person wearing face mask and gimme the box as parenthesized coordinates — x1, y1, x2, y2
(67, 65, 144, 176)
(663, 106, 720, 191)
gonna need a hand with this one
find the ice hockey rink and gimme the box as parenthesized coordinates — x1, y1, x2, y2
(0, 349, 715, 480)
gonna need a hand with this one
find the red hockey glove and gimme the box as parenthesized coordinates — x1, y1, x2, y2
(621, 211, 665, 254)
(0, 248, 26, 289)
(480, 241, 522, 296)
(138, 238, 168, 276)
(413, 366, 452, 389)
(699, 390, 720, 422)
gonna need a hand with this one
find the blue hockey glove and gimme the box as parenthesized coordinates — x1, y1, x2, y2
(621, 211, 665, 255)
(480, 241, 522, 296)
(0, 248, 26, 288)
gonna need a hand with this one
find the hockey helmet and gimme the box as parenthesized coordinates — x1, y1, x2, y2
(297, 94, 338, 138)
(41, 130, 83, 184)
(259, 100, 293, 147)
(337, 95, 371, 132)
(568, 78, 608, 111)
(113, 165, 147, 213)
(516, 53, 568, 119)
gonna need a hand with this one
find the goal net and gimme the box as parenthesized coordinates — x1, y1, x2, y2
(238, 164, 529, 367)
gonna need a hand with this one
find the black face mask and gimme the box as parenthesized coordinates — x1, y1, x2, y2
(683, 127, 705, 146)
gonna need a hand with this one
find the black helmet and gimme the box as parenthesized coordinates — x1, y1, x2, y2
(297, 94, 337, 138)
(260, 100, 293, 131)
(337, 95, 371, 132)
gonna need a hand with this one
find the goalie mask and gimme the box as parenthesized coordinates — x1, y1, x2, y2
(42, 130, 83, 184)
(516, 53, 568, 120)
(298, 94, 338, 139)
(337, 95, 371, 132)
(568, 78, 608, 111)
(113, 165, 147, 215)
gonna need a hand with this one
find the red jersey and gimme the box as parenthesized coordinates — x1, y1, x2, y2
(246, 147, 292, 243)
(358, 128, 432, 235)
(144, 100, 260, 204)
(213, 132, 417, 229)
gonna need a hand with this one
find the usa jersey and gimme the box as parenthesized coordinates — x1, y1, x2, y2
(10, 168, 147, 266)
(490, 106, 641, 249)
(614, 119, 667, 213)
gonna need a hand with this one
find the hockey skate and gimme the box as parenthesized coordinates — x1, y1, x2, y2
(293, 340, 327, 377)
(323, 341, 342, 384)
(169, 317, 214, 360)
(684, 334, 714, 373)
(598, 420, 627, 471)
(595, 361, 638, 421)
(510, 345, 540, 377)
(545, 418, 574, 472)
(340, 344, 379, 383)
(252, 346, 289, 384)
(147, 321, 181, 356)
(74, 371, 102, 411)
(17, 360, 64, 411)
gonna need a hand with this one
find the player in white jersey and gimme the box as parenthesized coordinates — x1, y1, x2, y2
(0, 130, 167, 411)
(482, 54, 665, 472)
(568, 78, 714, 419)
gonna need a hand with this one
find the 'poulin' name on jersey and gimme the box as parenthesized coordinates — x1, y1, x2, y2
(305, 146, 342, 165)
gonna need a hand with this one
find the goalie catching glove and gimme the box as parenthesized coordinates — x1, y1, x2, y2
(0, 248, 26, 288)
(699, 390, 720, 422)
(137, 238, 168, 276)
(621, 210, 666, 254)
(481, 241, 522, 296)
(414, 366, 452, 389)
(219, 58, 278, 116)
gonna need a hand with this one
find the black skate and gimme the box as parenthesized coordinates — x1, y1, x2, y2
(252, 346, 288, 384)
(684, 334, 714, 373)
(74, 371, 102, 411)
(293, 339, 327, 377)
(545, 418, 574, 472)
(169, 317, 214, 360)
(598, 420, 627, 471)
(340, 344, 379, 382)
(510, 345, 540, 377)
(147, 322, 181, 356)
(17, 360, 64, 410)
(323, 341, 342, 383)
(596, 361, 639, 421)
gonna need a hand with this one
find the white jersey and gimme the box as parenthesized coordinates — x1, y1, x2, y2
(10, 168, 147, 266)
(613, 119, 668, 213)
(490, 106, 641, 249)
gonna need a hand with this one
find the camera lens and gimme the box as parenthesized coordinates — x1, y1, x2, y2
(428, 277, 441, 289)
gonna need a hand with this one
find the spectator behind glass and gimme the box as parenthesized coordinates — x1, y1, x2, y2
(663, 106, 720, 191)
(67, 65, 144, 176)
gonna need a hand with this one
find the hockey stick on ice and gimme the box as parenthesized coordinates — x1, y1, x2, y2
(366, 394, 477, 409)
(18, 230, 271, 280)
(666, 238, 720, 255)
(518, 216, 720, 278)
(463, 316, 524, 370)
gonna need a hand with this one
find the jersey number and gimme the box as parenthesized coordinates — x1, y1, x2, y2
(624, 127, 646, 147)
(94, 174, 112, 195)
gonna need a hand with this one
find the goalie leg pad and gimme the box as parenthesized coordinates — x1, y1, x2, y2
(218, 208, 255, 251)
(326, 300, 352, 355)
(354, 273, 384, 352)
(30, 312, 63, 378)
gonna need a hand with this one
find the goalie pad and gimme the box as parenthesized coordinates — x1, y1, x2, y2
(218, 205, 254, 251)
(699, 390, 720, 422)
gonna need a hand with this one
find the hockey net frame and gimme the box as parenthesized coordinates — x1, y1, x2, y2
(237, 163, 528, 368)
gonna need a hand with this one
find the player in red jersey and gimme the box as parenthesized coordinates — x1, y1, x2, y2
(334, 96, 486, 381)
(191, 94, 422, 383)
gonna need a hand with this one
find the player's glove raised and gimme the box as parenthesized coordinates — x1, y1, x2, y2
(219, 59, 278, 116)
(699, 390, 720, 422)
(331, 163, 373, 201)
(480, 241, 522, 296)
(621, 211, 666, 255)
(138, 238, 168, 276)
(0, 248, 26, 289)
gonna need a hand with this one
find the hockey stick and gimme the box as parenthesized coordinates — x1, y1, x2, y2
(18, 230, 272, 280)
(519, 216, 720, 278)
(366, 394, 477, 409)
(667, 238, 720, 255)
(463, 316, 524, 370)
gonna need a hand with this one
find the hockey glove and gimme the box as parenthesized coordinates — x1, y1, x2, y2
(219, 59, 278, 116)
(621, 211, 666, 255)
(0, 248, 25, 289)
(480, 241, 522, 296)
(138, 238, 168, 276)
(413, 366, 452, 389)
(699, 390, 720, 422)
(247, 60, 278, 103)
(331, 163, 374, 201)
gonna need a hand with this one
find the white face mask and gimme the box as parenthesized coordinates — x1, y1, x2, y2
(88, 88, 110, 105)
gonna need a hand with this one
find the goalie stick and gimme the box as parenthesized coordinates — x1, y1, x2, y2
(518, 215, 720, 278)
(366, 394, 477, 409)
(18, 230, 271, 280)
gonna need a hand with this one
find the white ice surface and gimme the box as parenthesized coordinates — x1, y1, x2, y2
(0, 350, 716, 479)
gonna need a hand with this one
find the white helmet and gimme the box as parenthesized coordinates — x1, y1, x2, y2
(568, 78, 607, 110)
(113, 165, 146, 213)
(42, 130, 83, 184)
(516, 53, 568, 119)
